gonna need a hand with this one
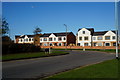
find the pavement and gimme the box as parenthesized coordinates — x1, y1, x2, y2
(2, 50, 116, 79)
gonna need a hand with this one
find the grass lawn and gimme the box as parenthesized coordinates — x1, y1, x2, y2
(2, 51, 69, 61)
(44, 59, 119, 79)
(53, 49, 120, 53)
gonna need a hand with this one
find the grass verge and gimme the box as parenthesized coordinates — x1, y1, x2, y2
(43, 59, 119, 79)
(53, 49, 120, 53)
(2, 51, 69, 61)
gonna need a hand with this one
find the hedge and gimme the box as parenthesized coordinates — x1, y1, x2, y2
(2, 43, 42, 55)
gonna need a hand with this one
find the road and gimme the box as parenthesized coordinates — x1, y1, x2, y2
(2, 50, 115, 79)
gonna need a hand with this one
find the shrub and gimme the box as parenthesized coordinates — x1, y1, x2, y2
(2, 43, 42, 55)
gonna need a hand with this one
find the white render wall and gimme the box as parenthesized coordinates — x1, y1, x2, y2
(77, 28, 92, 46)
(40, 34, 66, 43)
(77, 28, 117, 46)
(93, 31, 116, 42)
(17, 35, 34, 44)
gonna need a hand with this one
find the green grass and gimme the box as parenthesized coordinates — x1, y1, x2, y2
(44, 59, 119, 79)
(2, 51, 69, 61)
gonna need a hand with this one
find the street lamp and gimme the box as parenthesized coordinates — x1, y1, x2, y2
(115, 0, 119, 59)
(64, 24, 67, 50)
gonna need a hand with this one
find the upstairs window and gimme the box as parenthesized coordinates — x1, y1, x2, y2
(32, 38, 34, 41)
(21, 39, 22, 42)
(93, 37, 96, 40)
(83, 31, 85, 34)
(58, 37, 62, 41)
(26, 39, 28, 42)
(19, 39, 22, 42)
(63, 37, 66, 40)
(98, 36, 102, 40)
(84, 37, 88, 40)
(29, 38, 31, 41)
(79, 37, 82, 41)
(49, 38, 52, 41)
(112, 36, 115, 40)
(54, 38, 56, 41)
(105, 36, 110, 40)
(44, 38, 47, 41)
(40, 39, 42, 41)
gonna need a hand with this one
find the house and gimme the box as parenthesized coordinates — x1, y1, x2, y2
(76, 28, 117, 46)
(76, 28, 94, 46)
(15, 35, 34, 44)
(40, 32, 76, 46)
(15, 34, 42, 46)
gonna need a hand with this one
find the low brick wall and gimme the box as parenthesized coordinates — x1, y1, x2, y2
(41, 46, 120, 49)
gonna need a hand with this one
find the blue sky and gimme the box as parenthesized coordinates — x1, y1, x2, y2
(2, 2, 116, 40)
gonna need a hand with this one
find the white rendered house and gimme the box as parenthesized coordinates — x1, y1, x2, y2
(40, 32, 76, 46)
(15, 35, 34, 44)
(76, 28, 117, 46)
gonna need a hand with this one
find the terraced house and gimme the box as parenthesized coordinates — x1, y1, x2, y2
(15, 32, 76, 46)
(15, 34, 42, 46)
(76, 28, 118, 47)
(40, 32, 76, 46)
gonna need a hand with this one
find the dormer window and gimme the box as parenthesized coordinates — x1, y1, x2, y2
(83, 31, 85, 34)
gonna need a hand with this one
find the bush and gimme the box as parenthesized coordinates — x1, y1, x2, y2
(2, 43, 42, 55)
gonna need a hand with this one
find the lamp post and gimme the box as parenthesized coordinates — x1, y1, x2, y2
(64, 24, 67, 50)
(115, 0, 119, 59)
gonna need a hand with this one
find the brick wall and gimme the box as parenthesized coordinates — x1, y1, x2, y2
(41, 46, 120, 49)
(67, 32, 76, 45)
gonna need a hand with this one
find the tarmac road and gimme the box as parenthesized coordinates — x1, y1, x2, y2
(2, 50, 115, 79)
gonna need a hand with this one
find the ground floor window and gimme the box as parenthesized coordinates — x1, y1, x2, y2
(44, 43, 47, 46)
(105, 43, 110, 46)
(54, 43, 57, 46)
(50, 43, 53, 46)
(84, 43, 88, 46)
(63, 43, 66, 46)
(58, 43, 62, 46)
(113, 43, 116, 46)
(40, 43, 42, 46)
(98, 43, 102, 46)
(77, 43, 80, 46)
(93, 43, 97, 46)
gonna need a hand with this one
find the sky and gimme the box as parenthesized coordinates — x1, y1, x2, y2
(2, 2, 118, 40)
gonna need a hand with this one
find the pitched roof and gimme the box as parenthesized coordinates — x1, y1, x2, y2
(15, 35, 34, 38)
(93, 30, 116, 36)
(41, 32, 72, 37)
(78, 28, 94, 32)
(93, 31, 108, 36)
(78, 28, 94, 35)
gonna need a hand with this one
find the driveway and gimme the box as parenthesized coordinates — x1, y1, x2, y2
(2, 50, 115, 79)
